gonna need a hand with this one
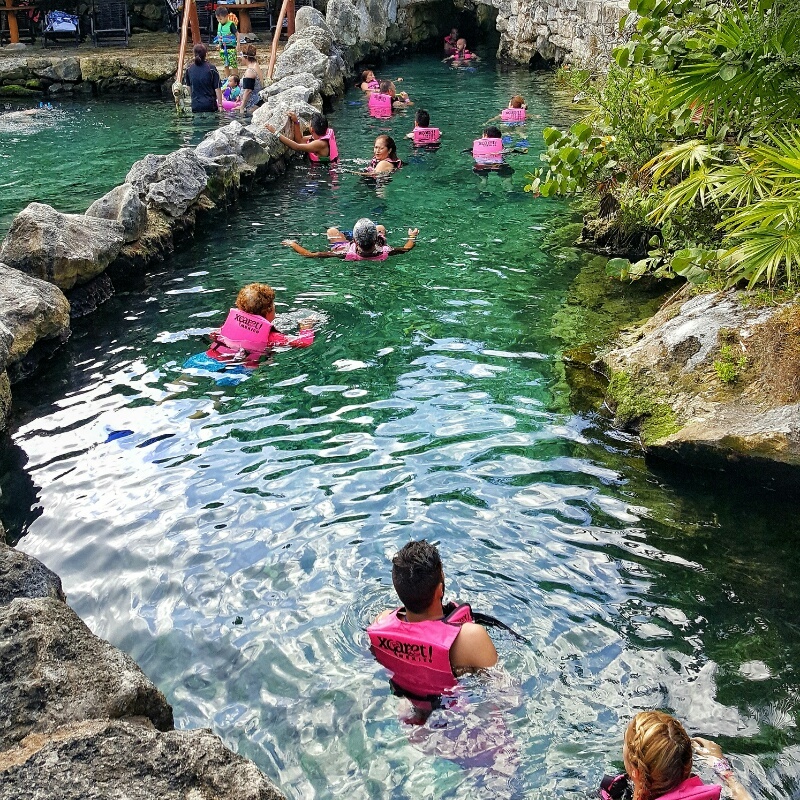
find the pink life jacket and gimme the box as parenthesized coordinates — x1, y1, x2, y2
(599, 775, 720, 800)
(473, 137, 503, 158)
(368, 92, 393, 117)
(308, 127, 338, 162)
(214, 307, 273, 354)
(501, 107, 526, 122)
(366, 79, 380, 90)
(368, 603, 474, 698)
(344, 242, 391, 261)
(454, 49, 474, 61)
(412, 126, 441, 145)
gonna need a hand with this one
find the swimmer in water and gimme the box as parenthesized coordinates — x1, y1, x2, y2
(264, 111, 338, 163)
(356, 69, 404, 91)
(282, 218, 418, 261)
(443, 38, 480, 66)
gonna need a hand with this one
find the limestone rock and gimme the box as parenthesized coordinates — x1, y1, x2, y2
(195, 129, 236, 161)
(0, 57, 28, 85)
(130, 149, 208, 218)
(125, 153, 167, 197)
(0, 204, 124, 291)
(86, 183, 148, 244)
(325, 0, 360, 47)
(0, 718, 285, 799)
(251, 94, 320, 138)
(287, 25, 333, 56)
(30, 57, 82, 83)
(294, 5, 330, 34)
(272, 40, 329, 83)
(0, 543, 66, 606)
(261, 71, 321, 99)
(0, 369, 9, 431)
(0, 597, 173, 750)
(0, 264, 70, 363)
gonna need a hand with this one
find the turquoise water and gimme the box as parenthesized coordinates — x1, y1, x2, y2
(3, 57, 800, 799)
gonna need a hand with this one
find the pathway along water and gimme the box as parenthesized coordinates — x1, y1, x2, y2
(2, 58, 799, 799)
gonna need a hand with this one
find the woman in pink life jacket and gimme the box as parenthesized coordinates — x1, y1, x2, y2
(282, 218, 418, 261)
(264, 111, 339, 163)
(367, 540, 497, 713)
(600, 711, 754, 800)
(205, 283, 314, 367)
(356, 68, 404, 92)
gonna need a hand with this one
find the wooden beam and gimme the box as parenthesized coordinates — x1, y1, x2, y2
(286, 0, 295, 37)
(175, 0, 192, 93)
(267, 0, 290, 81)
(189, 0, 201, 45)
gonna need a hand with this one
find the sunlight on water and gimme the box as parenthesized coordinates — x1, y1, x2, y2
(2, 56, 800, 800)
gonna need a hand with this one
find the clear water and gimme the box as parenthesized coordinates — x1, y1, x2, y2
(3, 57, 800, 800)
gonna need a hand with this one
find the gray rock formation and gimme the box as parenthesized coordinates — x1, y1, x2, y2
(287, 25, 334, 56)
(598, 290, 800, 485)
(125, 153, 168, 197)
(0, 597, 174, 750)
(86, 183, 148, 244)
(294, 5, 330, 33)
(0, 542, 66, 606)
(272, 40, 329, 83)
(138, 149, 209, 218)
(325, 0, 361, 49)
(0, 718, 285, 800)
(0, 204, 124, 291)
(0, 264, 70, 364)
(261, 71, 322, 99)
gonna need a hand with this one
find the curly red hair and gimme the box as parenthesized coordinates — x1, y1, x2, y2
(236, 283, 275, 318)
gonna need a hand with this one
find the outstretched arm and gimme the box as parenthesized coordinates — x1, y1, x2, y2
(282, 239, 342, 258)
(388, 228, 419, 256)
(692, 739, 754, 800)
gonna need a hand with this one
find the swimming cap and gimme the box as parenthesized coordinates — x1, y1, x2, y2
(352, 218, 378, 251)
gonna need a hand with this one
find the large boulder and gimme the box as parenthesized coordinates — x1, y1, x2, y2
(86, 183, 148, 244)
(261, 71, 321, 99)
(294, 5, 330, 34)
(0, 204, 124, 291)
(29, 57, 82, 83)
(0, 543, 66, 606)
(0, 718, 286, 799)
(325, 0, 360, 47)
(0, 264, 70, 364)
(126, 150, 208, 218)
(287, 25, 333, 56)
(272, 40, 329, 83)
(0, 597, 173, 750)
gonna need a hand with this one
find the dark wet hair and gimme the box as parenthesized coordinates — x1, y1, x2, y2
(392, 540, 443, 613)
(415, 109, 430, 127)
(376, 134, 397, 160)
(310, 112, 328, 136)
(484, 126, 502, 139)
(357, 69, 374, 87)
(215, 5, 229, 17)
(193, 42, 207, 66)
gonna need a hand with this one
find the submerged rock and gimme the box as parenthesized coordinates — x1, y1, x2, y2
(0, 543, 66, 606)
(598, 289, 800, 485)
(0, 204, 124, 291)
(86, 183, 148, 244)
(0, 718, 285, 799)
(0, 597, 173, 750)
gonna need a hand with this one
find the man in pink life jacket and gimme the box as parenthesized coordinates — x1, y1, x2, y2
(443, 37, 480, 65)
(600, 711, 754, 800)
(367, 540, 497, 708)
(282, 218, 419, 261)
(264, 111, 339, 163)
(405, 108, 442, 146)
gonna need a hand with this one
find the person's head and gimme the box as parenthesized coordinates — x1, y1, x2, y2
(373, 134, 397, 161)
(623, 712, 693, 800)
(193, 42, 207, 66)
(391, 540, 444, 613)
(309, 112, 328, 137)
(415, 109, 430, 128)
(456, 37, 467, 50)
(376, 224, 387, 246)
(242, 43, 257, 61)
(450, 27, 458, 39)
(227, 74, 240, 86)
(215, 5, 229, 21)
(359, 69, 375, 85)
(483, 126, 502, 139)
(379, 80, 395, 97)
(352, 217, 379, 254)
(236, 283, 276, 320)
(510, 94, 525, 108)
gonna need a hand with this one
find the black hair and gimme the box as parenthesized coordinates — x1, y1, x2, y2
(193, 42, 207, 66)
(415, 109, 430, 128)
(376, 134, 397, 159)
(484, 126, 502, 139)
(392, 540, 443, 613)
(310, 112, 328, 136)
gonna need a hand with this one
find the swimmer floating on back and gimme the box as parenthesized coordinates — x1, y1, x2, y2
(282, 218, 418, 261)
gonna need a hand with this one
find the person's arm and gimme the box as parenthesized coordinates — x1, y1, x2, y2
(267, 328, 315, 348)
(450, 622, 498, 671)
(281, 239, 343, 258)
(388, 228, 418, 256)
(371, 159, 395, 174)
(265, 123, 328, 156)
(692, 738, 754, 800)
(215, 85, 224, 112)
(238, 71, 254, 115)
(442, 55, 454, 63)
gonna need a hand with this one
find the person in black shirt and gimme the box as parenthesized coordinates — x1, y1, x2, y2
(183, 43, 223, 114)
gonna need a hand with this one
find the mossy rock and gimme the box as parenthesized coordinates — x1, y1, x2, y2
(606, 371, 682, 446)
(0, 84, 42, 97)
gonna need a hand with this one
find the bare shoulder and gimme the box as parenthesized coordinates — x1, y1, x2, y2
(373, 609, 392, 625)
(450, 622, 498, 671)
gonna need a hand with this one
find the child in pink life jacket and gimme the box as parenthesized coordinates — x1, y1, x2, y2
(443, 37, 480, 66)
(283, 218, 418, 261)
(486, 94, 527, 125)
(405, 108, 441, 146)
(206, 283, 314, 366)
(600, 711, 754, 800)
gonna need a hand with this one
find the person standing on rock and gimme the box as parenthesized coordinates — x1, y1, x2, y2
(183, 43, 224, 114)
(238, 44, 265, 115)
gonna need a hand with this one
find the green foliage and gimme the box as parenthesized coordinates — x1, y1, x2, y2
(714, 344, 748, 383)
(530, 0, 800, 289)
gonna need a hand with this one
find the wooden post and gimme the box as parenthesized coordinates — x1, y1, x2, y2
(175, 0, 192, 93)
(286, 0, 295, 36)
(189, 0, 201, 45)
(267, 0, 290, 80)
